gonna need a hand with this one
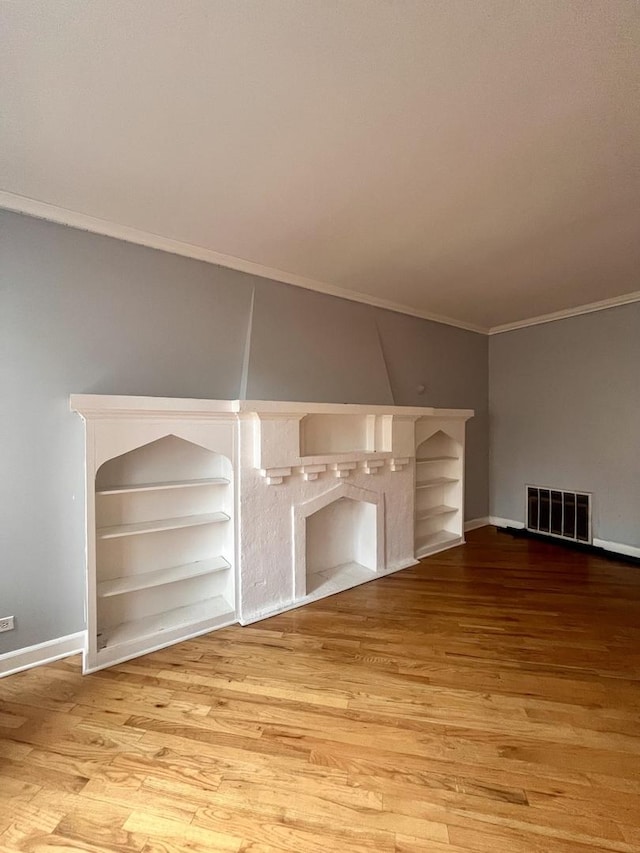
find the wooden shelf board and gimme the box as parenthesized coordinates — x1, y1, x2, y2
(98, 595, 234, 649)
(97, 477, 229, 495)
(416, 456, 459, 464)
(97, 556, 231, 598)
(97, 512, 230, 539)
(416, 477, 458, 489)
(415, 504, 458, 520)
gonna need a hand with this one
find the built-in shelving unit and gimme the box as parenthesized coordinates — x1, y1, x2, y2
(91, 433, 235, 671)
(414, 431, 463, 558)
(71, 395, 472, 674)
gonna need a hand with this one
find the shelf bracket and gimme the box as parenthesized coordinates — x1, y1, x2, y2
(330, 461, 358, 479)
(299, 464, 328, 481)
(361, 458, 386, 475)
(260, 467, 293, 485)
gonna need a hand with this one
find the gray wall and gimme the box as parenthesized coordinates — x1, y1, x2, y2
(489, 303, 640, 546)
(1, 210, 488, 654)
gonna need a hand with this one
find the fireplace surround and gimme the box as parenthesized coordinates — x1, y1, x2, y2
(71, 395, 473, 672)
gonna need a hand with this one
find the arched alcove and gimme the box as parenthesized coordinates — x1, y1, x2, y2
(94, 435, 235, 656)
(96, 433, 230, 488)
(415, 430, 463, 557)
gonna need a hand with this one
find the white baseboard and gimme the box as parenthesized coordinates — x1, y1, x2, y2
(593, 538, 640, 560)
(0, 631, 86, 679)
(489, 517, 639, 560)
(489, 516, 525, 529)
(464, 516, 490, 532)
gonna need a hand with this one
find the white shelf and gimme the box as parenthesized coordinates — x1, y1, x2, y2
(416, 530, 462, 556)
(416, 456, 459, 464)
(97, 512, 229, 539)
(415, 504, 458, 520)
(415, 477, 458, 489)
(97, 557, 231, 598)
(98, 595, 234, 649)
(96, 478, 229, 495)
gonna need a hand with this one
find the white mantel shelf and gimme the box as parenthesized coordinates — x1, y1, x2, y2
(71, 395, 473, 672)
(71, 394, 473, 419)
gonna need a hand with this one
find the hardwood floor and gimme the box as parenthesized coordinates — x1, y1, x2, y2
(1, 526, 640, 852)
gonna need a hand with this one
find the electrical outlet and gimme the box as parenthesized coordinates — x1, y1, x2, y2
(0, 616, 15, 632)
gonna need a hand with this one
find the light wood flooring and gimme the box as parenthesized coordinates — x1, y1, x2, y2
(1, 526, 640, 852)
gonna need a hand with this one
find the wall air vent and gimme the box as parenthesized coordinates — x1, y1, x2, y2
(526, 486, 591, 544)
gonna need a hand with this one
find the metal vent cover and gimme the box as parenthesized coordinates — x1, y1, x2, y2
(526, 486, 591, 544)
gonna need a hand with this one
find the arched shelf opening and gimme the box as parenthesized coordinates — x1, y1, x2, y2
(415, 430, 463, 558)
(94, 435, 235, 655)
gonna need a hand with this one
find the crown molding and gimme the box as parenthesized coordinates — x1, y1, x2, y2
(5, 191, 637, 338)
(0, 190, 486, 334)
(488, 290, 640, 335)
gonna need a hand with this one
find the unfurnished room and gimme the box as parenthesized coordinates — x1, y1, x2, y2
(1, 2, 639, 851)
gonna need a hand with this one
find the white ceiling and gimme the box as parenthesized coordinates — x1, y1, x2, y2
(2, 0, 639, 332)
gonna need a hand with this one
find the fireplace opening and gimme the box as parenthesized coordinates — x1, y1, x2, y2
(305, 497, 377, 595)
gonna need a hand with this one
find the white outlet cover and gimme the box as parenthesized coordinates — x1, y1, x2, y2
(0, 616, 15, 632)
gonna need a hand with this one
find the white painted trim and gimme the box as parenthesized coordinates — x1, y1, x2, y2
(489, 516, 525, 529)
(4, 191, 638, 338)
(489, 291, 640, 335)
(489, 518, 639, 560)
(0, 190, 486, 334)
(0, 632, 86, 679)
(464, 516, 490, 532)
(70, 393, 473, 421)
(593, 538, 640, 560)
